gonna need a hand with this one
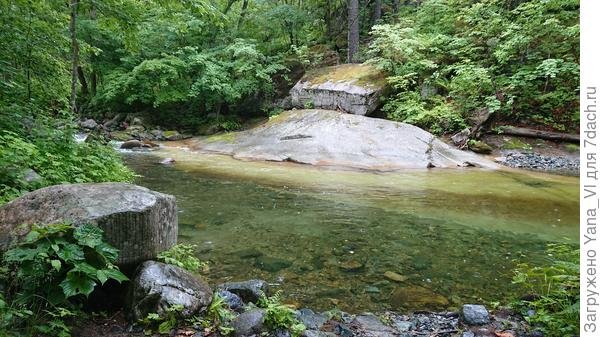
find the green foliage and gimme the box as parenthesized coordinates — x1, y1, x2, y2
(368, 0, 579, 133)
(157, 244, 208, 273)
(189, 293, 235, 335)
(0, 223, 128, 336)
(258, 291, 306, 337)
(0, 130, 134, 205)
(511, 243, 579, 336)
(140, 304, 184, 335)
(383, 92, 466, 134)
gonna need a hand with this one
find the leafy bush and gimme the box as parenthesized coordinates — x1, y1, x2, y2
(368, 0, 579, 132)
(0, 223, 128, 336)
(511, 243, 579, 336)
(383, 92, 466, 134)
(0, 130, 133, 205)
(157, 244, 207, 273)
(258, 291, 306, 337)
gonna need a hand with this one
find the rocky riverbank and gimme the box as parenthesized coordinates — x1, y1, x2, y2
(72, 274, 537, 337)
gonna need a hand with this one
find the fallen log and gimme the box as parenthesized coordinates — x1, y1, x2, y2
(498, 126, 579, 143)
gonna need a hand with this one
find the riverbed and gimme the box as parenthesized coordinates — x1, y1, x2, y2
(122, 145, 578, 313)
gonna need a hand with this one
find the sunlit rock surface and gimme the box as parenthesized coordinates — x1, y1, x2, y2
(190, 109, 498, 170)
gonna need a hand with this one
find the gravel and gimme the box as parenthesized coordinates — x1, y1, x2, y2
(498, 151, 579, 175)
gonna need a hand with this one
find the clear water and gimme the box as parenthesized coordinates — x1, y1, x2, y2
(123, 147, 578, 313)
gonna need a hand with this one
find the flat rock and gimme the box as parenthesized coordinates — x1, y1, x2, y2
(191, 110, 498, 171)
(0, 183, 177, 267)
(290, 64, 387, 116)
(128, 261, 212, 321)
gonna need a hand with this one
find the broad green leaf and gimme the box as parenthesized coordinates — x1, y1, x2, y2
(56, 243, 85, 261)
(96, 269, 108, 284)
(103, 268, 129, 283)
(59, 272, 96, 298)
(50, 259, 61, 272)
(74, 224, 104, 248)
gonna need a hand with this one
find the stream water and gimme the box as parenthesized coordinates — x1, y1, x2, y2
(122, 146, 578, 313)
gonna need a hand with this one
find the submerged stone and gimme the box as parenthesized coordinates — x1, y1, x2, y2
(254, 255, 293, 272)
(390, 285, 449, 310)
(383, 271, 407, 282)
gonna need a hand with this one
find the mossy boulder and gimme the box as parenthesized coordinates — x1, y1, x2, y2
(468, 140, 493, 154)
(290, 64, 388, 116)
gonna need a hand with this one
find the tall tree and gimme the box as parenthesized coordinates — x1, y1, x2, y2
(373, 0, 382, 23)
(69, 0, 79, 114)
(347, 0, 359, 63)
(237, 0, 249, 29)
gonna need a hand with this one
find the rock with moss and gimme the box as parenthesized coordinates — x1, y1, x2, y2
(468, 140, 493, 154)
(0, 183, 178, 267)
(110, 130, 135, 141)
(290, 64, 388, 116)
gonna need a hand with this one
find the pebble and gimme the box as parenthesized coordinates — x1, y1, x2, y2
(384, 271, 408, 282)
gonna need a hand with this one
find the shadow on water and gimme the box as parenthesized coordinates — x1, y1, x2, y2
(122, 149, 578, 313)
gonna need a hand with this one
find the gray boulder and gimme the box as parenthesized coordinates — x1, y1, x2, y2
(0, 183, 177, 267)
(128, 261, 212, 321)
(217, 279, 268, 303)
(192, 110, 498, 170)
(290, 64, 387, 116)
(232, 309, 266, 337)
(80, 118, 98, 130)
(462, 304, 490, 325)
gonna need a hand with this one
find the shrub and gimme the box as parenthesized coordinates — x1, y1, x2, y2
(257, 291, 305, 337)
(0, 130, 133, 205)
(0, 223, 128, 336)
(511, 243, 579, 336)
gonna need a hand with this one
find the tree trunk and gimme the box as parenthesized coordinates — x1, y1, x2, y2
(393, 0, 400, 13)
(237, 0, 249, 29)
(223, 0, 238, 14)
(498, 126, 580, 143)
(77, 66, 88, 96)
(70, 0, 79, 114)
(91, 72, 97, 95)
(373, 0, 382, 24)
(347, 0, 359, 63)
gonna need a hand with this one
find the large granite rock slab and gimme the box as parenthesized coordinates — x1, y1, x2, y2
(0, 183, 178, 267)
(127, 261, 212, 321)
(290, 64, 387, 116)
(191, 109, 498, 170)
